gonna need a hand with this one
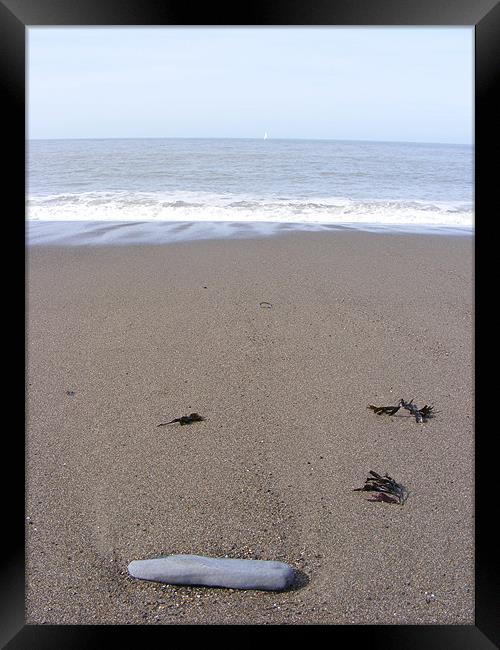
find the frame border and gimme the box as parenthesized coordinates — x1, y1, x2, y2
(3, 0, 498, 645)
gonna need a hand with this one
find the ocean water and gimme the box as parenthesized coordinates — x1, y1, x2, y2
(27, 138, 473, 243)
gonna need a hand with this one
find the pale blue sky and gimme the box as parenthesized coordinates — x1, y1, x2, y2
(28, 27, 474, 144)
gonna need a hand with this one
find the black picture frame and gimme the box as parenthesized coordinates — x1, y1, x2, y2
(3, 0, 498, 646)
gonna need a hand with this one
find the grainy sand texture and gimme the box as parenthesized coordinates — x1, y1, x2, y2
(26, 230, 474, 624)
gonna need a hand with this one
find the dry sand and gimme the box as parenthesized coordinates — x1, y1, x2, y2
(26, 230, 474, 625)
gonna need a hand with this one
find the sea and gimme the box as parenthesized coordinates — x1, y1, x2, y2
(27, 138, 474, 244)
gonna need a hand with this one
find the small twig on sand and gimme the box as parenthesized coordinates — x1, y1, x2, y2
(157, 413, 205, 427)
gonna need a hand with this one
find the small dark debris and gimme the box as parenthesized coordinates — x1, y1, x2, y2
(157, 413, 205, 427)
(368, 398, 436, 423)
(368, 403, 400, 416)
(65, 390, 76, 396)
(399, 399, 436, 423)
(353, 470, 409, 505)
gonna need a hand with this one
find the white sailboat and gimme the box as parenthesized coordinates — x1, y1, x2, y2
(263, 132, 268, 140)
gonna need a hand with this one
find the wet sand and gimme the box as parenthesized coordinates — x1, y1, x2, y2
(26, 230, 474, 624)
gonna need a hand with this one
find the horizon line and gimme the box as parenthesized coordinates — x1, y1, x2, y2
(27, 135, 472, 147)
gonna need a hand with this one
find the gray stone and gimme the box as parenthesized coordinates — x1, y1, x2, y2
(128, 554, 296, 591)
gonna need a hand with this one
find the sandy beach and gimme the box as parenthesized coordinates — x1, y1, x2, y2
(26, 229, 474, 625)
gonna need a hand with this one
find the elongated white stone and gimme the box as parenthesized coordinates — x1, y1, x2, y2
(128, 554, 296, 591)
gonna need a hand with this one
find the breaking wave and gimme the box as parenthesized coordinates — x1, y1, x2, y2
(27, 190, 473, 229)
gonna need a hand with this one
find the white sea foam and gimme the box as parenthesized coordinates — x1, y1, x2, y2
(27, 190, 473, 230)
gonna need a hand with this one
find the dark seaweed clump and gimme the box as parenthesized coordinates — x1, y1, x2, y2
(368, 398, 436, 423)
(353, 470, 409, 504)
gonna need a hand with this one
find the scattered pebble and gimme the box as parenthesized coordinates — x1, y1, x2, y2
(425, 591, 436, 603)
(128, 554, 296, 591)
